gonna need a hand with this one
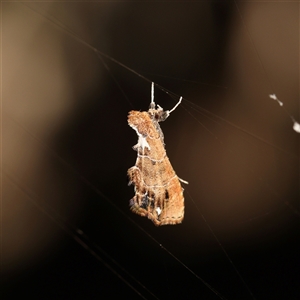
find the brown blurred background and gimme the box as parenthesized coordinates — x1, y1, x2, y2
(2, 2, 299, 299)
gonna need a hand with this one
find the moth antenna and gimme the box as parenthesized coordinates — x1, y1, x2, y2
(150, 82, 155, 109)
(168, 97, 182, 114)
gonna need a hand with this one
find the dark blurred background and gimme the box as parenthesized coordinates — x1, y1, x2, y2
(2, 2, 299, 299)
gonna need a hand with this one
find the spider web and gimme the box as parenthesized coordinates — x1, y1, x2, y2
(1, 2, 299, 300)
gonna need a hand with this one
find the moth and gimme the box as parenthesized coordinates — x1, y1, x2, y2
(127, 83, 187, 226)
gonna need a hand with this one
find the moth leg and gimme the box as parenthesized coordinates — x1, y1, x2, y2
(128, 166, 146, 213)
(127, 166, 141, 187)
(132, 144, 138, 151)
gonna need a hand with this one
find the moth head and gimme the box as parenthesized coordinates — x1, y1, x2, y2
(148, 105, 169, 122)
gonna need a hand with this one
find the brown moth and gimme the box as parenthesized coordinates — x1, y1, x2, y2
(127, 83, 187, 226)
